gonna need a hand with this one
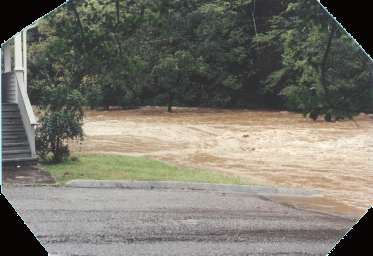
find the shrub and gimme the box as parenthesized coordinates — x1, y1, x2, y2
(36, 84, 84, 163)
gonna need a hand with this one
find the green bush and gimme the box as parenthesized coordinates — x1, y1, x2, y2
(36, 84, 84, 163)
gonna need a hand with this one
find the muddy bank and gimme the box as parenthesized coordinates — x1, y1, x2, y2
(72, 107, 373, 217)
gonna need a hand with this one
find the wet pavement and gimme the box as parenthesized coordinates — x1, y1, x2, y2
(3, 185, 354, 256)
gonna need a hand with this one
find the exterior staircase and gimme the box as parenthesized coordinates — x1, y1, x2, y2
(2, 103, 37, 165)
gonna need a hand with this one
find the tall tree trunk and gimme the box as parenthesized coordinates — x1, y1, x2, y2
(115, 0, 120, 25)
(69, 2, 86, 50)
(320, 24, 337, 98)
(113, 0, 124, 57)
(320, 23, 337, 122)
(69, 1, 89, 88)
(251, 0, 258, 35)
(168, 93, 174, 113)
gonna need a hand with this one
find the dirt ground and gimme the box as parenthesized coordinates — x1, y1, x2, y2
(3, 165, 55, 185)
(73, 107, 373, 218)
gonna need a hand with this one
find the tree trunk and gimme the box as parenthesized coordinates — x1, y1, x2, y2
(168, 93, 174, 113)
(115, 0, 120, 25)
(112, 0, 124, 57)
(320, 24, 337, 98)
(69, 1, 90, 82)
(69, 2, 86, 50)
(251, 0, 258, 35)
(53, 137, 62, 163)
(320, 24, 337, 122)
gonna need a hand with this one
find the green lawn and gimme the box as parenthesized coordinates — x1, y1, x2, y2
(43, 154, 247, 185)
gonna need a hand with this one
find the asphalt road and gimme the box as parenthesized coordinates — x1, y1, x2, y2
(3, 186, 354, 256)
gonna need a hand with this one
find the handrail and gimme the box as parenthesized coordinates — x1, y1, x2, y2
(14, 71, 38, 157)
(14, 72, 38, 126)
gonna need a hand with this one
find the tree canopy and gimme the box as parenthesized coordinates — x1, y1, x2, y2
(28, 0, 373, 120)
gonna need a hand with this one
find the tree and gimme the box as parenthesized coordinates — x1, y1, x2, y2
(28, 0, 372, 119)
(257, 0, 373, 121)
(151, 51, 207, 112)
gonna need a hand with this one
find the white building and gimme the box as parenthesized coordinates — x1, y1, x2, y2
(1, 30, 38, 165)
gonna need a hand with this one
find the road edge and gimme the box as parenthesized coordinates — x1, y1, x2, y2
(65, 179, 321, 197)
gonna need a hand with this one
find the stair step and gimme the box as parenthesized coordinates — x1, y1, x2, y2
(2, 119, 23, 123)
(3, 148, 31, 153)
(3, 149, 30, 155)
(3, 139, 28, 144)
(3, 141, 28, 146)
(2, 134, 28, 139)
(2, 106, 20, 110)
(2, 107, 20, 110)
(2, 132, 27, 136)
(2, 156, 38, 165)
(3, 141, 28, 149)
(2, 115, 22, 119)
(2, 120, 23, 124)
(2, 126, 26, 130)
(2, 126, 25, 131)
(2, 103, 18, 106)
(2, 127, 25, 131)
(2, 148, 31, 159)
(2, 135, 27, 139)
(3, 155, 35, 162)
(3, 136, 27, 140)
(2, 111, 21, 114)
(1, 114, 20, 116)
(2, 119, 22, 123)
(2, 131, 25, 134)
(2, 105, 18, 109)
(3, 126, 26, 130)
(2, 139, 28, 144)
(3, 155, 34, 161)
(2, 107, 20, 109)
(3, 134, 27, 138)
(2, 136, 27, 140)
(2, 131, 25, 135)
(3, 132, 27, 136)
(1, 111, 20, 115)
(2, 104, 37, 165)
(2, 123, 24, 127)
(2, 109, 20, 112)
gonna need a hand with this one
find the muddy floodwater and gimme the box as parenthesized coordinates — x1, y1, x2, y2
(73, 107, 373, 218)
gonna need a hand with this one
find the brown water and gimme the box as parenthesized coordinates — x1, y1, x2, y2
(72, 107, 373, 218)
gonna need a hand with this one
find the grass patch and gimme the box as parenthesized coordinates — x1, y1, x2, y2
(43, 154, 247, 185)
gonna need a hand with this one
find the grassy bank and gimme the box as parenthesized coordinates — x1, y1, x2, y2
(43, 154, 247, 185)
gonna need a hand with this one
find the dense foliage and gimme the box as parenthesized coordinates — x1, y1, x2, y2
(36, 85, 84, 163)
(28, 0, 373, 120)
